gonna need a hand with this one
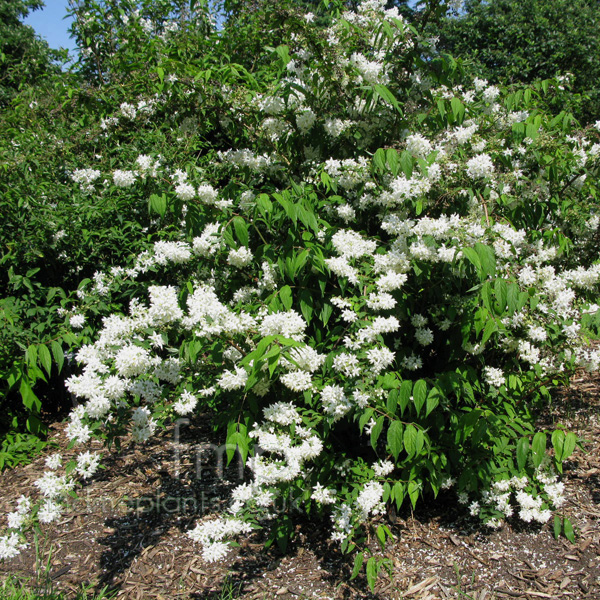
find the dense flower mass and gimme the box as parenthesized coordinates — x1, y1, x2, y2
(1, 0, 598, 588)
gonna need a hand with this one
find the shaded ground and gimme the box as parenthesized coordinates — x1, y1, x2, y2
(1, 372, 599, 600)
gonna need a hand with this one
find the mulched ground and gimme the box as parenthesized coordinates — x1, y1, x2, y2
(1, 371, 599, 600)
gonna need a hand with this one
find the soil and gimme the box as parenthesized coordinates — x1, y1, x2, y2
(1, 371, 599, 600)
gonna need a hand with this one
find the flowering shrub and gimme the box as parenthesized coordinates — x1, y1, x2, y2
(2, 0, 599, 588)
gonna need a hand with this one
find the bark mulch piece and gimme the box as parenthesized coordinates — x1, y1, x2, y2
(1, 371, 599, 599)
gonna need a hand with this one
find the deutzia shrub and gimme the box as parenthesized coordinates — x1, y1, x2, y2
(2, 0, 599, 589)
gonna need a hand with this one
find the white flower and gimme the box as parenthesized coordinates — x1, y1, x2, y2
(331, 230, 377, 259)
(466, 154, 494, 179)
(366, 292, 396, 311)
(312, 483, 336, 504)
(113, 170, 137, 187)
(336, 204, 356, 223)
(175, 182, 195, 200)
(70, 313, 85, 329)
(72, 168, 101, 191)
(227, 247, 253, 268)
(377, 272, 407, 292)
(280, 370, 313, 391)
(115, 345, 151, 378)
(406, 133, 432, 158)
(34, 472, 74, 499)
(259, 311, 306, 341)
(333, 353, 361, 378)
(373, 460, 394, 477)
(0, 532, 27, 559)
(296, 109, 316, 133)
(76, 451, 101, 479)
(202, 541, 231, 562)
(483, 366, 505, 388)
(366, 347, 395, 373)
(173, 390, 198, 415)
(154, 241, 192, 264)
(218, 366, 248, 391)
(415, 328, 434, 346)
(45, 454, 62, 470)
(356, 481, 385, 520)
(197, 184, 218, 204)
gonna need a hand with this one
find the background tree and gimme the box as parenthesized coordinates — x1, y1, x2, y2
(435, 0, 600, 123)
(0, 0, 66, 105)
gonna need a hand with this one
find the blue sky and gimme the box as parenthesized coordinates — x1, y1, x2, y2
(24, 0, 77, 54)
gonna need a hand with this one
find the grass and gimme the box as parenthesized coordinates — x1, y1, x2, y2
(0, 573, 249, 600)
(0, 577, 116, 600)
(0, 533, 117, 600)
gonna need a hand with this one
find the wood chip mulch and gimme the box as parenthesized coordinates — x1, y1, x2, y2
(1, 370, 599, 600)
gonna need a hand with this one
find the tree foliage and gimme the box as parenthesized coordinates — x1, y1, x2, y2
(435, 0, 600, 122)
(0, 0, 66, 105)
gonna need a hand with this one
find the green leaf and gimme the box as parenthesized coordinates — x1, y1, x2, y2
(462, 246, 481, 272)
(562, 432, 577, 461)
(359, 408, 374, 433)
(553, 515, 562, 539)
(551, 430, 565, 462)
(387, 420, 404, 460)
(393, 481, 405, 510)
(398, 380, 412, 415)
(426, 387, 440, 416)
(494, 278, 508, 313)
(257, 193, 273, 215)
(374, 84, 401, 112)
(50, 341, 64, 374)
(233, 216, 249, 247)
(320, 303, 333, 326)
(437, 98, 446, 118)
(299, 289, 313, 324)
(412, 379, 427, 416)
(266, 345, 280, 377)
(386, 389, 398, 414)
(373, 148, 386, 172)
(275, 44, 291, 66)
(19, 379, 41, 413)
(386, 148, 399, 176)
(279, 285, 293, 311)
(531, 432, 547, 468)
(415, 429, 425, 456)
(37, 344, 52, 378)
(564, 518, 575, 543)
(149, 193, 167, 217)
(516, 437, 529, 472)
(350, 552, 364, 580)
(370, 416, 385, 450)
(298, 205, 319, 233)
(507, 282, 520, 314)
(481, 319, 498, 345)
(475, 243, 496, 278)
(25, 344, 38, 369)
(400, 150, 413, 178)
(451, 97, 465, 123)
(366, 557, 378, 592)
(26, 414, 43, 435)
(408, 480, 420, 509)
(526, 121, 539, 140)
(403, 424, 417, 458)
(376, 524, 386, 546)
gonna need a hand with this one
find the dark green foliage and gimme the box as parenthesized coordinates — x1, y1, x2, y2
(435, 0, 600, 122)
(0, 0, 67, 105)
(0, 431, 51, 470)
